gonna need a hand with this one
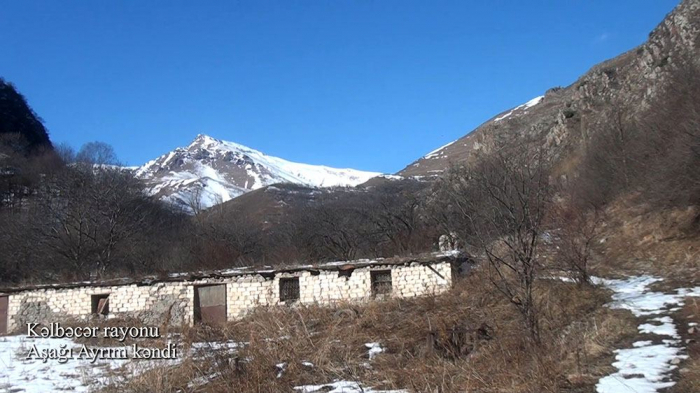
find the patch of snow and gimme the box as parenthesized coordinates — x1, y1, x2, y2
(294, 381, 407, 393)
(435, 250, 461, 257)
(594, 275, 700, 393)
(365, 342, 384, 360)
(0, 335, 132, 392)
(423, 140, 456, 160)
(494, 95, 544, 122)
(276, 362, 287, 378)
(639, 316, 678, 338)
(0, 335, 241, 392)
(597, 344, 684, 393)
(378, 174, 404, 180)
(522, 95, 544, 109)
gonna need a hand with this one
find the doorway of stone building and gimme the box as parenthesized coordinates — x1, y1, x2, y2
(0, 295, 8, 335)
(194, 284, 227, 325)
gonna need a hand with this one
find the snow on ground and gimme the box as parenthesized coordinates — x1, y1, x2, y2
(365, 342, 384, 360)
(593, 275, 700, 393)
(0, 334, 239, 392)
(0, 335, 131, 392)
(294, 381, 407, 393)
(0, 332, 399, 392)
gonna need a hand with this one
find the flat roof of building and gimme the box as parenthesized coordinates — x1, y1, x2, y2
(0, 251, 465, 294)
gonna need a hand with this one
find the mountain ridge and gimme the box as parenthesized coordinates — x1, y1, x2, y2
(398, 0, 700, 177)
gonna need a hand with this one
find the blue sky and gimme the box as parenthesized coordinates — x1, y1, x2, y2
(1, 1, 679, 173)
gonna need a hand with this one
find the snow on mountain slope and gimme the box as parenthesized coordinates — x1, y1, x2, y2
(398, 96, 544, 176)
(135, 134, 381, 211)
(492, 95, 544, 122)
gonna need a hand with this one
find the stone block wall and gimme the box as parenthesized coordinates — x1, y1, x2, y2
(7, 282, 191, 332)
(3, 261, 454, 333)
(299, 269, 371, 303)
(391, 262, 453, 297)
(226, 275, 277, 319)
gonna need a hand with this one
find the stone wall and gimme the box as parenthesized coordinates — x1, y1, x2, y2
(4, 261, 453, 333)
(7, 282, 191, 332)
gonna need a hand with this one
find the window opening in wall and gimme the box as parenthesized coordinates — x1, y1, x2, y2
(279, 277, 300, 302)
(371, 270, 392, 297)
(91, 294, 110, 316)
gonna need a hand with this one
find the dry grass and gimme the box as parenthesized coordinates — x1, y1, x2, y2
(670, 297, 700, 393)
(590, 196, 700, 283)
(101, 266, 639, 393)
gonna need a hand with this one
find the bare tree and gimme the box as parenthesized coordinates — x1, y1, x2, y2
(362, 180, 430, 256)
(289, 192, 374, 262)
(550, 187, 603, 285)
(186, 203, 264, 269)
(76, 141, 119, 166)
(640, 61, 700, 208)
(30, 166, 159, 279)
(186, 184, 205, 217)
(54, 142, 76, 164)
(434, 142, 551, 342)
(0, 133, 61, 210)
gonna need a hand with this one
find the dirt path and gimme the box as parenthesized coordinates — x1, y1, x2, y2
(593, 276, 700, 393)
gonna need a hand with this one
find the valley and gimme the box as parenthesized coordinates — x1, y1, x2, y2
(1, 0, 699, 392)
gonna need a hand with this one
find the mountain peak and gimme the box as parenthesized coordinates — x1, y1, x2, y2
(190, 133, 223, 147)
(192, 133, 211, 142)
(188, 133, 259, 156)
(136, 134, 381, 212)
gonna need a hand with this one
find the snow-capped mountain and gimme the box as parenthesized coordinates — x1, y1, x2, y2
(134, 134, 381, 211)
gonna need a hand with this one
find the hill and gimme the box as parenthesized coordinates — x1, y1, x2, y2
(399, 0, 700, 179)
(0, 78, 52, 154)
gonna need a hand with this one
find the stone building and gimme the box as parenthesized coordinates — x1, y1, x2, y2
(0, 256, 458, 334)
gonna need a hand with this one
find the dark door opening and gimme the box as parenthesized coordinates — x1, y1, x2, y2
(91, 294, 110, 316)
(0, 296, 7, 335)
(194, 284, 227, 325)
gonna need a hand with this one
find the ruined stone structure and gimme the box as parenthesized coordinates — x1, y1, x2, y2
(0, 257, 456, 334)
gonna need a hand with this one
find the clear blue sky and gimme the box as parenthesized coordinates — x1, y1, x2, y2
(1, 1, 679, 173)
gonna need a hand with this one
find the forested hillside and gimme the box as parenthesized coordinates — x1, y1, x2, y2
(0, 79, 51, 154)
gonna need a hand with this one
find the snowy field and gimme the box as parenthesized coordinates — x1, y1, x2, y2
(0, 335, 239, 392)
(0, 335, 132, 392)
(0, 333, 396, 392)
